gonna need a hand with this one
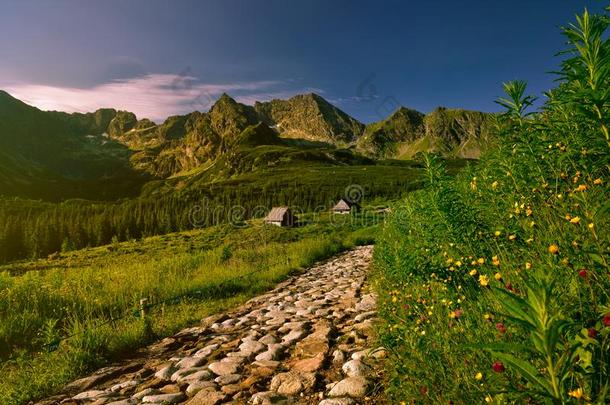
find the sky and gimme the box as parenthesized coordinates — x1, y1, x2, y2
(0, 0, 605, 123)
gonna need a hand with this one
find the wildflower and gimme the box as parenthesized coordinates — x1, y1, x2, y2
(494, 230, 501, 237)
(568, 388, 584, 399)
(494, 272, 502, 281)
(505, 282, 515, 292)
(575, 184, 588, 192)
(492, 361, 505, 373)
(392, 296, 398, 303)
(548, 244, 559, 254)
(509, 234, 516, 241)
(578, 269, 587, 279)
(469, 269, 478, 276)
(483, 313, 492, 321)
(525, 262, 532, 270)
(477, 258, 485, 265)
(588, 327, 597, 339)
(565, 214, 572, 220)
(492, 256, 500, 266)
(491, 181, 499, 189)
(570, 216, 581, 224)
(593, 178, 603, 185)
(485, 395, 493, 403)
(588, 223, 594, 229)
(603, 314, 610, 327)
(495, 323, 506, 334)
(475, 372, 483, 381)
(455, 260, 462, 267)
(526, 207, 533, 216)
(479, 275, 490, 287)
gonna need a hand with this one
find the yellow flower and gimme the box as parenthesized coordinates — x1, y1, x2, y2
(392, 296, 398, 303)
(494, 230, 501, 237)
(526, 208, 533, 216)
(570, 216, 581, 224)
(548, 244, 559, 254)
(565, 213, 572, 220)
(509, 234, 516, 240)
(593, 178, 603, 185)
(525, 262, 532, 270)
(492, 256, 500, 266)
(483, 313, 492, 320)
(479, 275, 490, 287)
(588, 223, 595, 229)
(455, 260, 462, 267)
(575, 184, 588, 192)
(491, 181, 499, 189)
(485, 395, 493, 403)
(469, 269, 478, 276)
(477, 258, 485, 265)
(475, 372, 483, 381)
(568, 388, 584, 399)
(494, 273, 502, 281)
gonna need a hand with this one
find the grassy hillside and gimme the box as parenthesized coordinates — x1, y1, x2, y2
(0, 210, 380, 404)
(374, 9, 609, 404)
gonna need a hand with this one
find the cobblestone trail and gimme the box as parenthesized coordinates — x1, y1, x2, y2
(38, 246, 384, 405)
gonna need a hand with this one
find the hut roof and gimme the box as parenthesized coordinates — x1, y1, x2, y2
(333, 199, 357, 211)
(265, 207, 291, 221)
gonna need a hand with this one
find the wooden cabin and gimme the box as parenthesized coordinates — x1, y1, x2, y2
(332, 198, 360, 214)
(264, 207, 296, 227)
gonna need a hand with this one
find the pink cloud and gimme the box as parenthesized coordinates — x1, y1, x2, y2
(2, 74, 316, 122)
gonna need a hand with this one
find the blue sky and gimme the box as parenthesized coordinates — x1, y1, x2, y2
(0, 0, 605, 122)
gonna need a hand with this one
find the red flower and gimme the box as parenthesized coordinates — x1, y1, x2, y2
(578, 269, 588, 279)
(604, 314, 610, 327)
(419, 385, 428, 396)
(454, 309, 463, 319)
(588, 327, 597, 339)
(495, 323, 507, 334)
(492, 361, 505, 373)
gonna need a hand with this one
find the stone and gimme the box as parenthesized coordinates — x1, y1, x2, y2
(193, 343, 219, 358)
(159, 384, 181, 394)
(176, 356, 207, 369)
(332, 350, 345, 364)
(251, 391, 290, 405)
(179, 369, 214, 384)
(106, 400, 138, 405)
(141, 392, 186, 403)
(291, 352, 326, 372)
(186, 387, 227, 405)
(342, 359, 372, 378)
(110, 380, 139, 392)
(355, 294, 376, 312)
(214, 374, 241, 385)
(154, 365, 177, 381)
(208, 361, 240, 376)
(269, 371, 316, 396)
(132, 388, 159, 400)
(319, 398, 356, 405)
(185, 381, 217, 397)
(327, 377, 370, 398)
(281, 329, 306, 345)
(238, 340, 266, 355)
(72, 390, 110, 400)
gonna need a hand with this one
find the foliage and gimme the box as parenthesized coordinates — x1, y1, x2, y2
(374, 8, 609, 404)
(0, 211, 380, 404)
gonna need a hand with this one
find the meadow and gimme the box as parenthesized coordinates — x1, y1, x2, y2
(374, 9, 610, 404)
(0, 211, 379, 404)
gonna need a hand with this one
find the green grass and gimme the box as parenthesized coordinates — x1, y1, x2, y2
(0, 210, 381, 405)
(373, 9, 609, 404)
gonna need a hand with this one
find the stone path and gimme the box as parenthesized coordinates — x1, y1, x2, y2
(37, 246, 385, 405)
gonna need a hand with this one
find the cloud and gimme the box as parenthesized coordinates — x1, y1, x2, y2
(2, 74, 318, 122)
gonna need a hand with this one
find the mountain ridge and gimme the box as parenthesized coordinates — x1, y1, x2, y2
(0, 89, 492, 200)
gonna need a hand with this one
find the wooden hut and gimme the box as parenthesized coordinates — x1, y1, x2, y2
(332, 198, 360, 214)
(264, 207, 296, 227)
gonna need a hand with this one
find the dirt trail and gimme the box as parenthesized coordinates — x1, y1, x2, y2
(37, 246, 384, 405)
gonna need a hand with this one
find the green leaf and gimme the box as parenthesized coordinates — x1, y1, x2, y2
(492, 352, 556, 398)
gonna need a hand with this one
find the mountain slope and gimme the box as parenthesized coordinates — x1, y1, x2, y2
(0, 91, 147, 200)
(255, 93, 365, 145)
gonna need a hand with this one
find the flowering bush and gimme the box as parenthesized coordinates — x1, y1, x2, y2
(375, 8, 609, 404)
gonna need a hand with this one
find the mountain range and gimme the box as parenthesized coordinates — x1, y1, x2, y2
(0, 90, 493, 201)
